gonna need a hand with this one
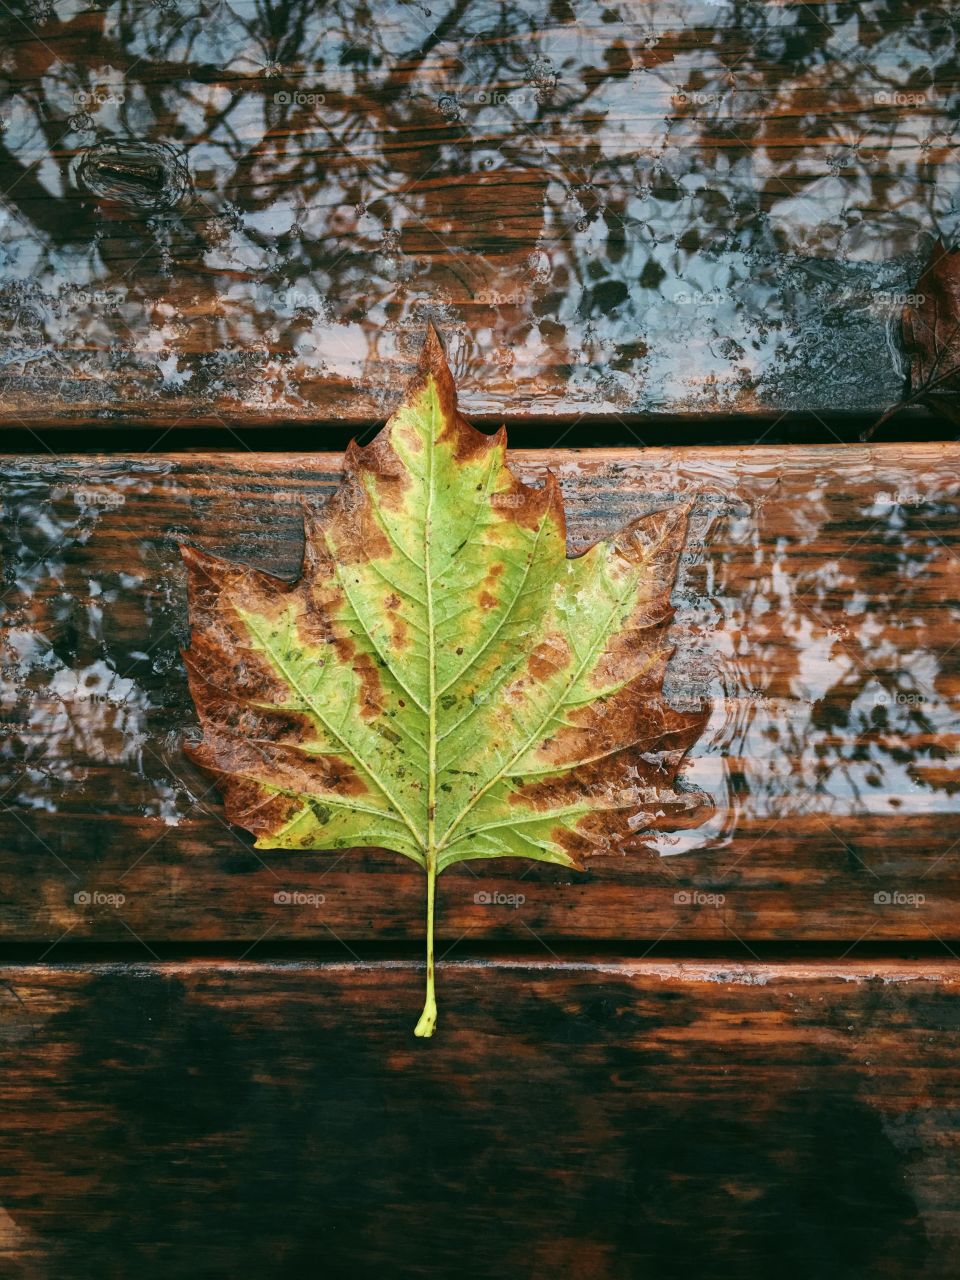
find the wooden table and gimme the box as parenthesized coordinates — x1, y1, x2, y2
(2, 2, 960, 1277)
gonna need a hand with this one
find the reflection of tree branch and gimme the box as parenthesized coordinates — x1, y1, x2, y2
(401, 0, 474, 72)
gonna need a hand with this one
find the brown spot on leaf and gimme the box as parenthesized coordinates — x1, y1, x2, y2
(353, 652, 385, 721)
(185, 735, 370, 842)
(527, 634, 571, 683)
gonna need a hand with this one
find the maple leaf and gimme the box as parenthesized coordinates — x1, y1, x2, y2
(866, 238, 960, 437)
(181, 327, 707, 1036)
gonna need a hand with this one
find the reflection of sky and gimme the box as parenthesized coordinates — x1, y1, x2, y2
(0, 466, 188, 823)
(2, 451, 959, 852)
(0, 0, 957, 416)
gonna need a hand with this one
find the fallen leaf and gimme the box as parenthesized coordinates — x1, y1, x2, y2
(866, 238, 960, 436)
(903, 238, 960, 423)
(181, 327, 708, 1036)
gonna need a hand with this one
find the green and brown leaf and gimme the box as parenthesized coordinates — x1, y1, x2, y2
(181, 327, 708, 1035)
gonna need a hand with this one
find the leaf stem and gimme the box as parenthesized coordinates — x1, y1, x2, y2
(862, 369, 960, 440)
(414, 855, 437, 1038)
(414, 376, 439, 1038)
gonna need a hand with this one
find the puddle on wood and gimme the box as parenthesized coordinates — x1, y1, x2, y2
(0, 2, 957, 420)
(1, 450, 959, 847)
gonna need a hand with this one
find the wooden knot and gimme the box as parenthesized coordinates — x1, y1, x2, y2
(76, 140, 191, 213)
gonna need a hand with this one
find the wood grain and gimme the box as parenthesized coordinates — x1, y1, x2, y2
(2, 442, 959, 944)
(0, 959, 956, 1278)
(0, 1, 957, 424)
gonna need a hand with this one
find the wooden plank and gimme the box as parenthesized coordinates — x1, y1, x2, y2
(0, 2, 957, 424)
(0, 959, 957, 1276)
(2, 442, 959, 943)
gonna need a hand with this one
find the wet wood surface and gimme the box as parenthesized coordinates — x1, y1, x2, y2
(2, 442, 958, 944)
(0, 959, 956, 1278)
(0, 0, 958, 424)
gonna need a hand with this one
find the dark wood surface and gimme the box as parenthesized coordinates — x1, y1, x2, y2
(2, 442, 959, 944)
(0, 958, 956, 1278)
(0, 0, 958, 424)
